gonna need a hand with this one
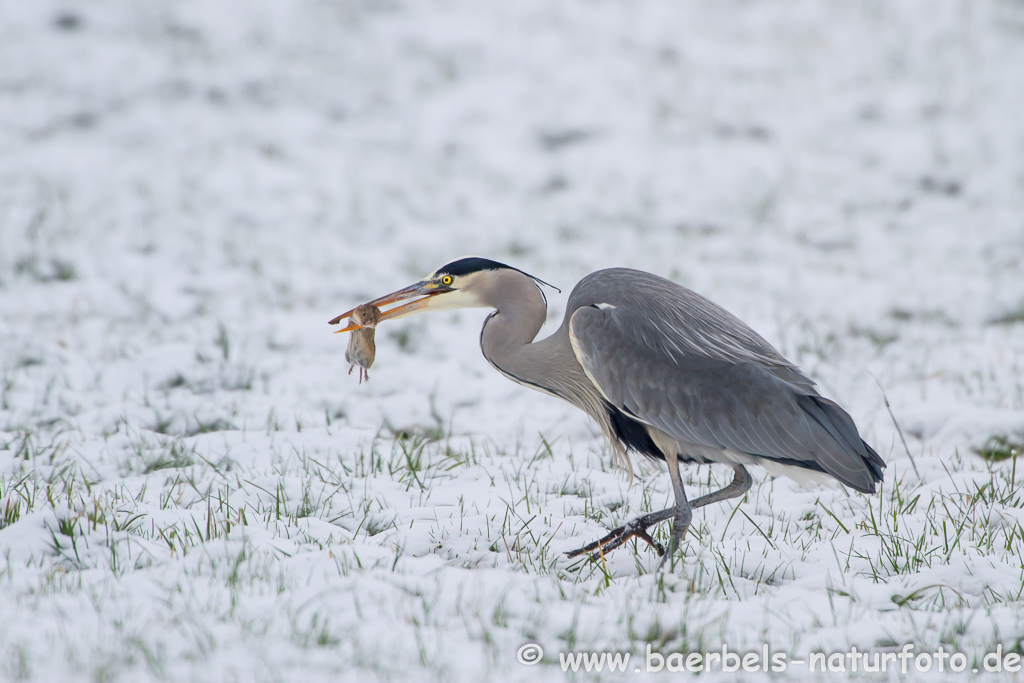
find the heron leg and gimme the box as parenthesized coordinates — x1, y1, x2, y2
(688, 464, 751, 510)
(564, 464, 752, 562)
(657, 450, 692, 570)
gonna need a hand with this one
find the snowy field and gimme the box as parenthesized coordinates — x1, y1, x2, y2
(2, 0, 1024, 680)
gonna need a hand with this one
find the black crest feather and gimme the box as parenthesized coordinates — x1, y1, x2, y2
(436, 257, 560, 293)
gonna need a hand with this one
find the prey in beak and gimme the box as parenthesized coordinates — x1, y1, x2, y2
(344, 304, 382, 383)
(328, 280, 452, 332)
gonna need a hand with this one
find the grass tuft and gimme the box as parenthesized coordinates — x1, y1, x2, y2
(974, 434, 1023, 462)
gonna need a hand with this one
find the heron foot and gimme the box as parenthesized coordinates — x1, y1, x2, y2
(656, 505, 692, 571)
(565, 465, 751, 567)
(565, 508, 676, 561)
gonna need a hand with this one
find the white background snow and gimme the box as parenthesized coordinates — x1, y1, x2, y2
(1, 0, 1023, 680)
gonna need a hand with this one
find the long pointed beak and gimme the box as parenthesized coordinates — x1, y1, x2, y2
(328, 281, 449, 332)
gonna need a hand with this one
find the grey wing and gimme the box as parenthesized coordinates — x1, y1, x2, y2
(568, 268, 818, 392)
(569, 304, 885, 493)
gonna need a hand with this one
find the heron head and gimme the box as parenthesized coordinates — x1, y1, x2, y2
(328, 257, 557, 331)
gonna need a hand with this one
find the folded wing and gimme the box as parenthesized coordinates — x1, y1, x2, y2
(569, 303, 885, 493)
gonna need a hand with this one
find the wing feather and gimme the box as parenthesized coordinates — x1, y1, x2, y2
(569, 302, 884, 493)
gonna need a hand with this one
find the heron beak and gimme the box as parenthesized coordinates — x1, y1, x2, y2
(328, 281, 450, 332)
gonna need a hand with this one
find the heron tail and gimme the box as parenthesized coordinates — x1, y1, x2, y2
(797, 394, 886, 494)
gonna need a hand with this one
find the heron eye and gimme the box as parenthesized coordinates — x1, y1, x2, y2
(441, 275, 453, 286)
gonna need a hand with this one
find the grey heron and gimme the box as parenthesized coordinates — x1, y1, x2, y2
(329, 257, 885, 568)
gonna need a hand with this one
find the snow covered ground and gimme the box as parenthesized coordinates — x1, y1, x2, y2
(2, 0, 1024, 680)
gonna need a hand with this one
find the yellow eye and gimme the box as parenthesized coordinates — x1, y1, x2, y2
(441, 275, 453, 286)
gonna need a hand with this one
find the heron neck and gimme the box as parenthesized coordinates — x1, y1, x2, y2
(478, 274, 598, 409)
(477, 269, 560, 391)
(482, 318, 570, 394)
(475, 269, 547, 343)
